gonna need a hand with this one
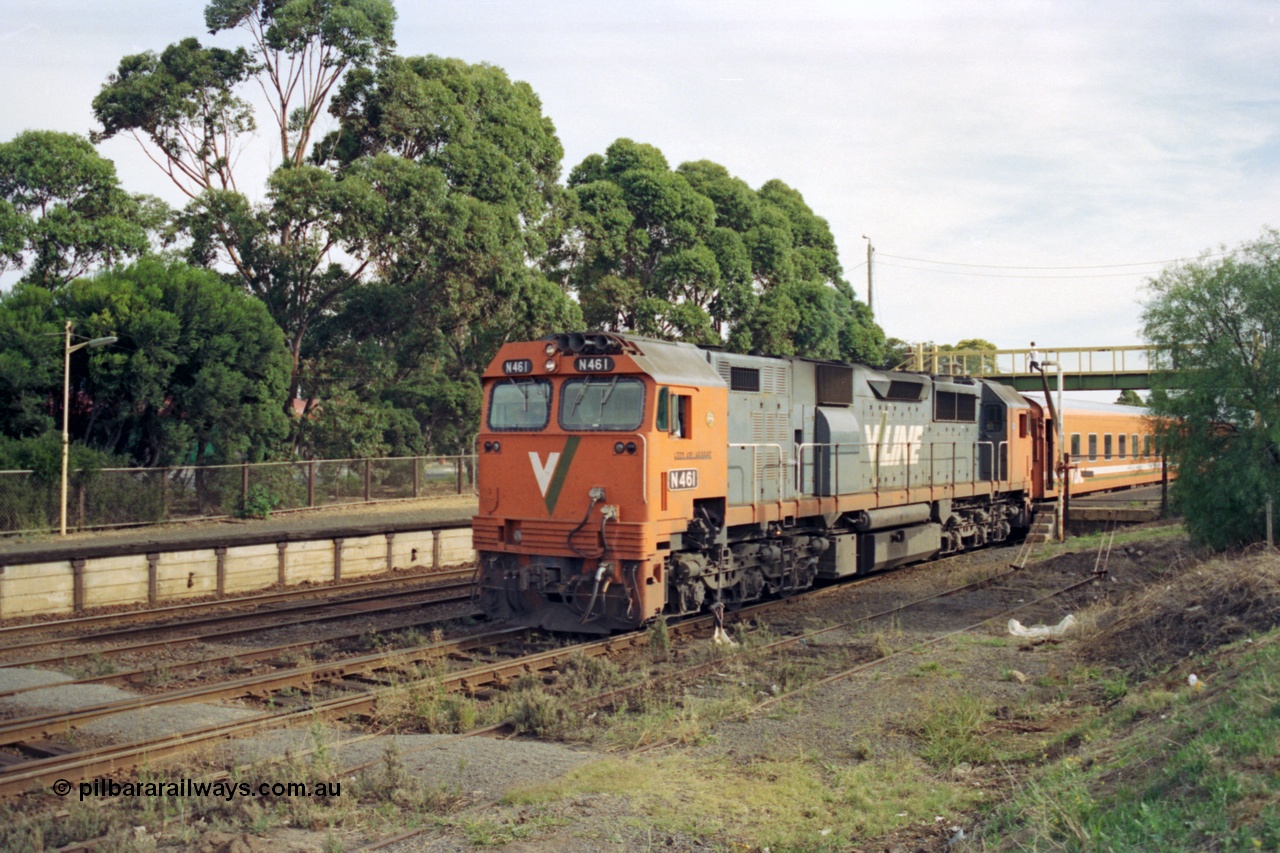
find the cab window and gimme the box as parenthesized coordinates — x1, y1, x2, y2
(657, 387, 692, 438)
(560, 377, 645, 431)
(487, 379, 552, 431)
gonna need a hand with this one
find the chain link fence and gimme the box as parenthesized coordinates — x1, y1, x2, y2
(0, 455, 477, 536)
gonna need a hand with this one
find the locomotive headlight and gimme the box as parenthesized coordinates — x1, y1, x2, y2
(614, 441, 625, 454)
(544, 358, 557, 372)
(544, 342, 556, 355)
(483, 441, 493, 452)
(626, 441, 637, 454)
(491, 441, 501, 453)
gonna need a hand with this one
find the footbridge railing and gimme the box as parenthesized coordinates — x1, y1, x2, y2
(896, 345, 1173, 391)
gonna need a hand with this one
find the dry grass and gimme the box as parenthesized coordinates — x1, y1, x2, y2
(1084, 550, 1280, 673)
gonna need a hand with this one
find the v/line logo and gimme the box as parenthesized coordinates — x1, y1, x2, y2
(528, 436, 580, 514)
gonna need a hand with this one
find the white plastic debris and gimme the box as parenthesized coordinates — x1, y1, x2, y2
(1008, 614, 1078, 638)
(713, 625, 739, 646)
(1188, 673, 1204, 691)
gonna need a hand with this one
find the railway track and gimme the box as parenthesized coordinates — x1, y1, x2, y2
(0, 568, 476, 663)
(0, 563, 476, 645)
(0, 543, 1099, 800)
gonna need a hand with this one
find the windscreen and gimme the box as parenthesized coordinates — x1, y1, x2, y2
(559, 377, 645, 431)
(487, 379, 552, 430)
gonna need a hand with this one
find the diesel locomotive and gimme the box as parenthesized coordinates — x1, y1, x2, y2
(472, 332, 1163, 632)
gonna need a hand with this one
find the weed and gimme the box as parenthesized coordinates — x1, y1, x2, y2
(376, 678, 484, 733)
(1100, 672, 1129, 702)
(917, 695, 994, 768)
(647, 616, 671, 662)
(909, 660, 960, 678)
(503, 683, 580, 738)
(69, 652, 117, 679)
(558, 651, 622, 694)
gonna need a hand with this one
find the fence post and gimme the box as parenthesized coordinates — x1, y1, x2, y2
(71, 558, 85, 613)
(241, 462, 249, 508)
(456, 456, 463, 494)
(308, 460, 316, 508)
(215, 546, 227, 596)
(413, 457, 420, 498)
(147, 553, 159, 607)
(161, 468, 169, 522)
(276, 541, 288, 586)
(364, 459, 372, 502)
(1268, 495, 1274, 550)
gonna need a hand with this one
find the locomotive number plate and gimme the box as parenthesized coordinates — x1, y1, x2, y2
(502, 359, 533, 375)
(574, 356, 615, 372)
(667, 468, 698, 491)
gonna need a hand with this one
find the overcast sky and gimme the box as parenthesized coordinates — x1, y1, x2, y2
(3, 0, 1277, 355)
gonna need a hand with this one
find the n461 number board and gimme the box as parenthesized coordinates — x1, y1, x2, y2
(667, 468, 698, 491)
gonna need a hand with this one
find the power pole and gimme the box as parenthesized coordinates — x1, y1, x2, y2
(862, 235, 874, 315)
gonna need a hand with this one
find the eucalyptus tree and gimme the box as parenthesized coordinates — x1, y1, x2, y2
(1143, 228, 1280, 548)
(92, 0, 397, 406)
(0, 131, 157, 287)
(0, 260, 290, 467)
(556, 139, 883, 363)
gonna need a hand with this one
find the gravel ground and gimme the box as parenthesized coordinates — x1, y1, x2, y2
(228, 728, 595, 803)
(0, 527, 1194, 853)
(0, 667, 261, 743)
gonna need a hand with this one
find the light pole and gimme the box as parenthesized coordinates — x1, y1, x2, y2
(61, 321, 116, 536)
(861, 235, 874, 315)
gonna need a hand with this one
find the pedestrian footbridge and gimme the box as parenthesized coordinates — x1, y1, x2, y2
(897, 345, 1169, 392)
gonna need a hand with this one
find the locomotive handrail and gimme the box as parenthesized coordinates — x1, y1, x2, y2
(729, 442, 786, 502)
(637, 433, 648, 504)
(791, 440, 1009, 497)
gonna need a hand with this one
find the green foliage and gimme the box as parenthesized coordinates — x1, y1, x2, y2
(0, 131, 156, 286)
(1116, 388, 1144, 406)
(1143, 228, 1280, 548)
(555, 138, 884, 363)
(0, 259, 290, 467)
(238, 483, 280, 519)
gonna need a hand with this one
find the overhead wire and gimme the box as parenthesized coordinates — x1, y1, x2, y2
(872, 248, 1237, 280)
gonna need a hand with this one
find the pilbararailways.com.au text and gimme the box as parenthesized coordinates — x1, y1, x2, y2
(56, 778, 342, 802)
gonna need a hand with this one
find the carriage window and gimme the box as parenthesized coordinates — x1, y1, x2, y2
(488, 379, 552, 431)
(560, 377, 645, 431)
(1131, 433, 1139, 458)
(1088, 434, 1097, 461)
(1144, 434, 1154, 457)
(1104, 434, 1113, 460)
(1118, 434, 1126, 458)
(1070, 433, 1081, 457)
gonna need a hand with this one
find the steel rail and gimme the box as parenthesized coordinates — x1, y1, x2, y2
(0, 582, 475, 675)
(0, 572, 474, 662)
(0, 568, 471, 645)
(0, 548, 1017, 799)
(0, 603, 485, 702)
